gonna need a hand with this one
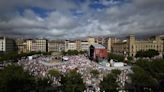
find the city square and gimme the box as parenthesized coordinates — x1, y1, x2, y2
(0, 0, 164, 92)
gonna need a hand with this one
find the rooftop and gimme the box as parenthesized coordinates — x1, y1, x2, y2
(91, 44, 106, 49)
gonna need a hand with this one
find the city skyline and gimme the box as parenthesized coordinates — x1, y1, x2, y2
(0, 0, 164, 39)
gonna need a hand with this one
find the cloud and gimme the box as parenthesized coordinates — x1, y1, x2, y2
(0, 0, 164, 39)
(0, 9, 80, 39)
(0, 10, 44, 30)
(45, 12, 78, 29)
(0, 0, 78, 12)
(134, 0, 164, 8)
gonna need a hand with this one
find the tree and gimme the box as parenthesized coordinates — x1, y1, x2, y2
(128, 66, 158, 92)
(62, 50, 85, 56)
(100, 69, 121, 92)
(147, 49, 159, 58)
(67, 50, 79, 55)
(35, 77, 54, 92)
(111, 69, 121, 76)
(0, 64, 36, 92)
(127, 56, 133, 61)
(0, 57, 4, 62)
(0, 64, 55, 92)
(108, 53, 124, 62)
(73, 50, 79, 55)
(48, 69, 61, 81)
(135, 49, 159, 58)
(60, 70, 85, 92)
(126, 59, 164, 91)
(135, 50, 144, 58)
(61, 50, 67, 55)
(159, 76, 164, 92)
(48, 69, 61, 78)
(90, 69, 100, 78)
(79, 51, 86, 54)
(135, 59, 164, 80)
(0, 51, 49, 63)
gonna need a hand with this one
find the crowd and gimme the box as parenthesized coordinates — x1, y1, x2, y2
(18, 55, 131, 92)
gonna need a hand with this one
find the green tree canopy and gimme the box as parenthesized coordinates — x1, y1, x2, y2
(60, 70, 85, 92)
(48, 69, 61, 78)
(129, 66, 158, 92)
(35, 77, 54, 92)
(108, 53, 125, 62)
(61, 50, 67, 55)
(0, 64, 54, 92)
(90, 69, 100, 78)
(100, 69, 121, 92)
(135, 49, 159, 58)
(61, 50, 86, 56)
(125, 59, 164, 92)
(0, 64, 36, 92)
(0, 51, 51, 62)
(111, 69, 121, 76)
(67, 50, 79, 55)
(79, 51, 86, 54)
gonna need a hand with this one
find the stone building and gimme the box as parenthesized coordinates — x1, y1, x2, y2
(112, 35, 164, 57)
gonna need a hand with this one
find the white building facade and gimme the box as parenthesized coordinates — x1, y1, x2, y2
(0, 37, 16, 53)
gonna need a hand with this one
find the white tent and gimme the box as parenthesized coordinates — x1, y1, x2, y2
(63, 56, 69, 61)
(113, 62, 124, 67)
(28, 56, 33, 60)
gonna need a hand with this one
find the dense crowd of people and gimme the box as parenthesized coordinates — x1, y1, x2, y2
(17, 55, 131, 92)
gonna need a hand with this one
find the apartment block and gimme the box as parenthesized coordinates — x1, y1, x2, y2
(31, 39, 48, 52)
(65, 40, 89, 51)
(48, 40, 65, 52)
(0, 37, 16, 54)
(80, 41, 89, 51)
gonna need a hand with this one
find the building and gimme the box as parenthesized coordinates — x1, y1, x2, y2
(48, 40, 65, 52)
(112, 35, 164, 57)
(159, 35, 164, 56)
(88, 36, 120, 53)
(89, 44, 108, 62)
(26, 39, 33, 52)
(31, 39, 48, 52)
(76, 40, 81, 51)
(112, 41, 128, 56)
(26, 39, 48, 52)
(107, 37, 121, 53)
(64, 40, 77, 51)
(67, 41, 77, 51)
(88, 37, 96, 45)
(0, 37, 16, 54)
(80, 41, 89, 51)
(65, 39, 89, 52)
(64, 36, 115, 52)
(95, 36, 108, 46)
(16, 39, 27, 53)
(107, 38, 112, 52)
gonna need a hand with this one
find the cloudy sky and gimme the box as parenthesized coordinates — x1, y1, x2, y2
(0, 0, 164, 39)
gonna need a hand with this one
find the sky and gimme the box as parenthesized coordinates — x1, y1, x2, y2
(0, 0, 164, 39)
